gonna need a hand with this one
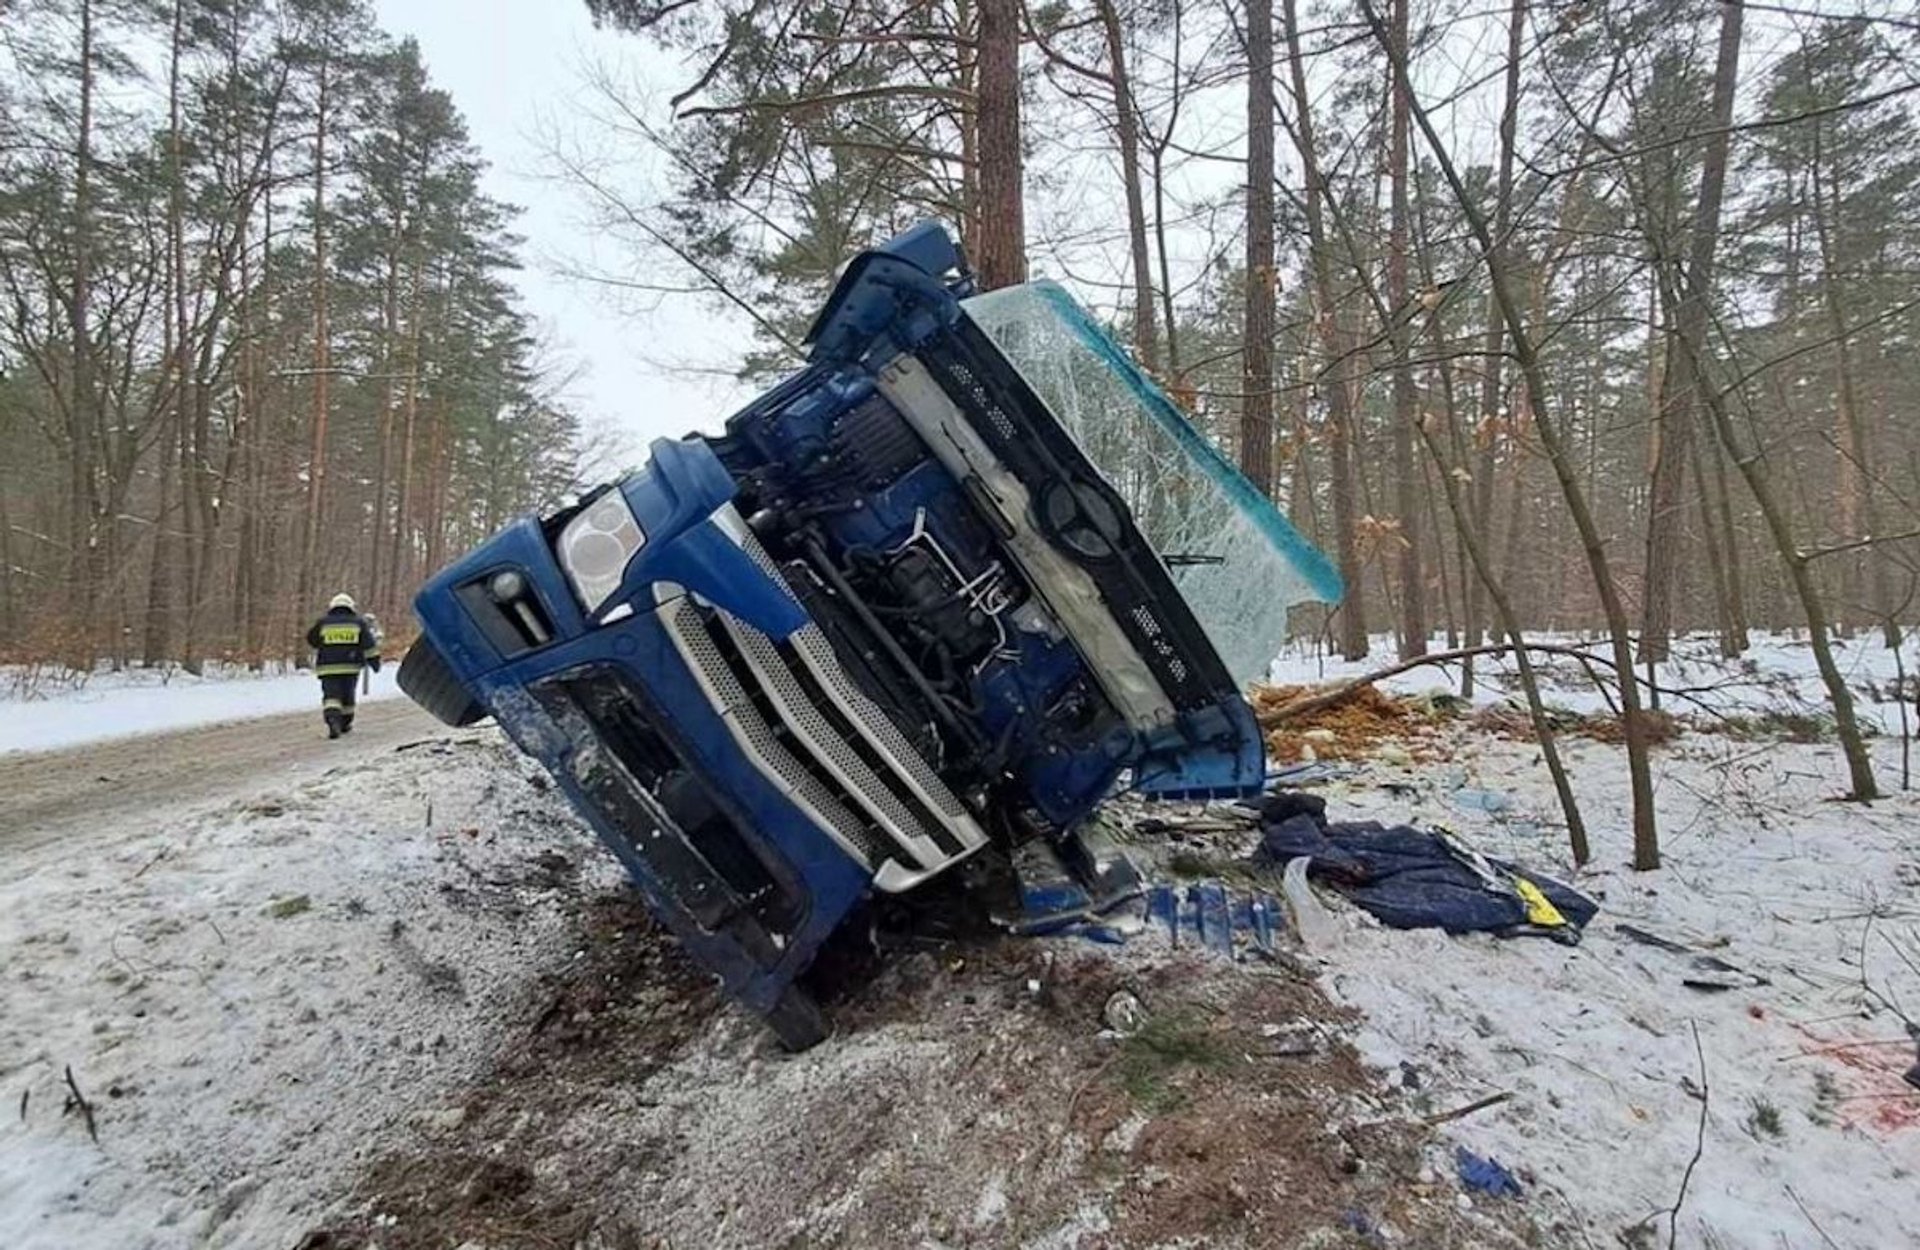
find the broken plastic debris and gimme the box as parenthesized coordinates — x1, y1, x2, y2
(1280, 857, 1339, 952)
(1454, 1147, 1523, 1198)
(1452, 788, 1512, 814)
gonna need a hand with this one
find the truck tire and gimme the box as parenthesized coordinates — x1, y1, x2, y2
(762, 987, 830, 1051)
(397, 636, 488, 727)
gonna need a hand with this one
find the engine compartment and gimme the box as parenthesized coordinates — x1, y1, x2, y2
(712, 374, 1130, 834)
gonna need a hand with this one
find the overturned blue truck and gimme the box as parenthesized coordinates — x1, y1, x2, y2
(397, 223, 1342, 1047)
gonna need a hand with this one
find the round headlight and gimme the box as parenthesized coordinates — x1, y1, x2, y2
(557, 488, 647, 614)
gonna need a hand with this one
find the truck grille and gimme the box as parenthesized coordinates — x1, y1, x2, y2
(659, 597, 891, 867)
(720, 615, 962, 861)
(657, 533, 988, 885)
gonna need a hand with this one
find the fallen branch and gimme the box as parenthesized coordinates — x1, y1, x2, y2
(1665, 1023, 1708, 1250)
(1265, 638, 1765, 728)
(1265, 641, 1621, 722)
(62, 1065, 97, 1143)
(1421, 1090, 1513, 1126)
(1799, 528, 1920, 564)
(130, 846, 170, 880)
(1787, 1183, 1841, 1250)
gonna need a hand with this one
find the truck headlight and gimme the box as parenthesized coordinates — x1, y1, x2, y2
(558, 489, 646, 615)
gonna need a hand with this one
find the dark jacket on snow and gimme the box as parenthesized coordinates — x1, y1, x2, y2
(307, 606, 381, 678)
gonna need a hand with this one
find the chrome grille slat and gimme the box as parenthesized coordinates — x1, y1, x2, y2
(659, 597, 889, 865)
(720, 613, 952, 870)
(787, 626, 974, 825)
(675, 509, 992, 883)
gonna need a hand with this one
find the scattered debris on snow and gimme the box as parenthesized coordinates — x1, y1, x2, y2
(3, 632, 1916, 1247)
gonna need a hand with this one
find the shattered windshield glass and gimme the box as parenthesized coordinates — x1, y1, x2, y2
(962, 281, 1342, 684)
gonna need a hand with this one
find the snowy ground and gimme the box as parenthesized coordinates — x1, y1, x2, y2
(1273, 629, 1919, 734)
(0, 728, 611, 1250)
(1281, 729, 1920, 1250)
(3, 639, 1916, 1248)
(0, 664, 404, 756)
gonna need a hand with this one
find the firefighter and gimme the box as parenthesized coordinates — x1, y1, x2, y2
(306, 592, 381, 738)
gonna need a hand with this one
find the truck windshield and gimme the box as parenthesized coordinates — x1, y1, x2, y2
(962, 280, 1343, 684)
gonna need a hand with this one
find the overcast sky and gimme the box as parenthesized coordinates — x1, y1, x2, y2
(369, 0, 758, 471)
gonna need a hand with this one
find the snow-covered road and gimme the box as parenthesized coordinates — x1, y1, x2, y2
(0, 700, 442, 856)
(0, 666, 408, 758)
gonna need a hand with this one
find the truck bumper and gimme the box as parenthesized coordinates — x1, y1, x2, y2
(478, 573, 986, 1041)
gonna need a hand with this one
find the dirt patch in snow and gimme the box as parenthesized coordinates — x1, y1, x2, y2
(1254, 682, 1447, 764)
(1466, 699, 1681, 747)
(314, 901, 1530, 1249)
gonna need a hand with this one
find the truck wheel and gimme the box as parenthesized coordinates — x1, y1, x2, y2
(397, 636, 488, 727)
(762, 988, 830, 1051)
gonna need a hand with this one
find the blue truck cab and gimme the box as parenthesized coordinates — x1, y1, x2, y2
(399, 223, 1341, 1047)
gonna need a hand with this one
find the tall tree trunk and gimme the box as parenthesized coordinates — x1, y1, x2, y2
(370, 243, 402, 612)
(1150, 144, 1180, 379)
(67, 0, 99, 661)
(1387, 0, 1424, 659)
(0, 463, 15, 638)
(1641, 0, 1742, 663)
(424, 388, 452, 576)
(1282, 0, 1368, 659)
(1367, 0, 1660, 866)
(1462, 0, 1525, 695)
(1703, 419, 1749, 654)
(1242, 0, 1276, 495)
(1686, 431, 1737, 655)
(1097, 0, 1158, 372)
(297, 42, 333, 627)
(1807, 135, 1884, 637)
(143, 437, 177, 665)
(387, 261, 427, 605)
(955, 0, 980, 263)
(168, 0, 205, 671)
(242, 137, 275, 664)
(974, 0, 1026, 289)
(146, 4, 188, 671)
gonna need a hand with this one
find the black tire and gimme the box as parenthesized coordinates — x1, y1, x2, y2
(762, 987, 830, 1051)
(397, 635, 488, 727)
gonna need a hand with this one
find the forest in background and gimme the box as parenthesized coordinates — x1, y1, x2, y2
(3, 0, 1915, 856)
(572, 0, 1919, 666)
(570, 0, 1918, 858)
(0, 0, 585, 671)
